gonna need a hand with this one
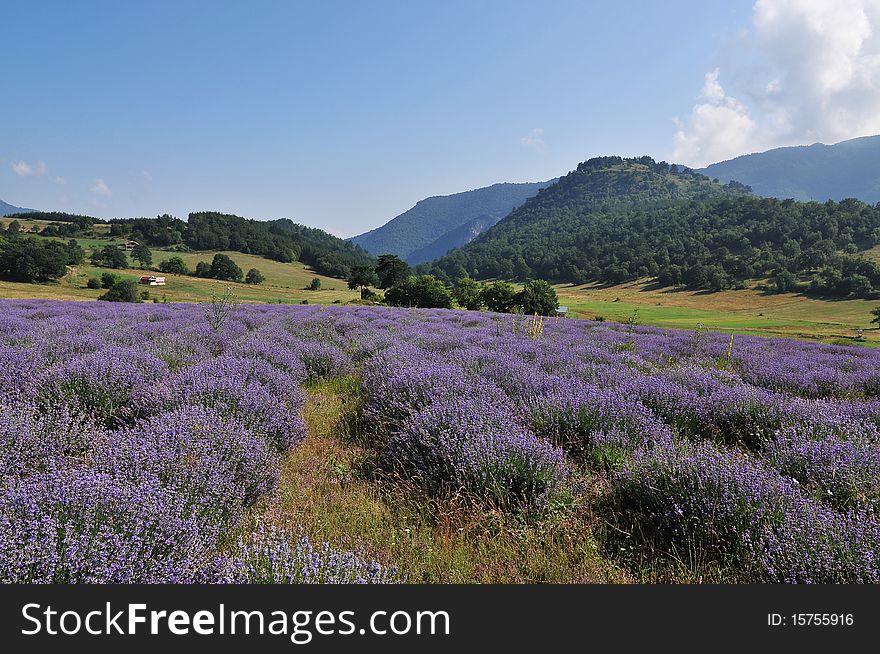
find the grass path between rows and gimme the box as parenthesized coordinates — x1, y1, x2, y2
(257, 377, 629, 583)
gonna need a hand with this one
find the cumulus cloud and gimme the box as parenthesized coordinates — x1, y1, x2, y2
(10, 160, 48, 177)
(673, 0, 880, 167)
(520, 128, 546, 150)
(91, 178, 112, 197)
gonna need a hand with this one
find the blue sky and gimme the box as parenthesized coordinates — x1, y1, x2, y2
(3, 1, 876, 236)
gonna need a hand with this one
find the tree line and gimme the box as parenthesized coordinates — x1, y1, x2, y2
(7, 210, 374, 281)
(347, 254, 559, 314)
(108, 212, 373, 279)
(0, 223, 85, 282)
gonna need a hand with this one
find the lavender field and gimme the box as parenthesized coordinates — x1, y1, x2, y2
(1, 299, 879, 583)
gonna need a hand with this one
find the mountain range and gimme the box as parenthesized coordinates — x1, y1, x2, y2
(0, 199, 36, 216)
(350, 180, 554, 264)
(420, 156, 880, 300)
(699, 135, 880, 203)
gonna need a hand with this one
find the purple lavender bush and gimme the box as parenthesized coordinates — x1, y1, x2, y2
(1, 400, 100, 478)
(608, 439, 879, 582)
(0, 469, 215, 583)
(37, 346, 170, 426)
(93, 406, 280, 525)
(766, 426, 880, 511)
(384, 396, 570, 515)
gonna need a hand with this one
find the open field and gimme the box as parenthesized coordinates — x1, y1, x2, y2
(554, 279, 880, 347)
(0, 248, 359, 304)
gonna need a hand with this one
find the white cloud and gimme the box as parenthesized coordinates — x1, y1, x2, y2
(520, 127, 546, 150)
(10, 160, 48, 177)
(673, 0, 880, 166)
(673, 70, 759, 167)
(50, 175, 65, 185)
(91, 178, 112, 197)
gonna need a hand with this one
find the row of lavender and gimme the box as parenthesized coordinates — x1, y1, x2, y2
(0, 300, 396, 583)
(344, 309, 880, 582)
(2, 300, 879, 582)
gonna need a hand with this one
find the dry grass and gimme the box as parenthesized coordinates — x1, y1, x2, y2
(258, 378, 628, 583)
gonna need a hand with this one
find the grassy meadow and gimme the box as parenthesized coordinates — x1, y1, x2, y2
(0, 246, 359, 305)
(554, 279, 880, 347)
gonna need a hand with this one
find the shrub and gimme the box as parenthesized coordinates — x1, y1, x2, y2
(94, 406, 280, 524)
(38, 346, 169, 426)
(245, 268, 265, 284)
(100, 271, 119, 288)
(385, 397, 569, 515)
(0, 470, 216, 583)
(481, 280, 517, 313)
(384, 275, 452, 308)
(0, 400, 99, 477)
(98, 279, 141, 302)
(86, 278, 101, 289)
(766, 427, 880, 511)
(516, 279, 558, 315)
(607, 439, 880, 582)
(210, 525, 401, 583)
(169, 359, 306, 452)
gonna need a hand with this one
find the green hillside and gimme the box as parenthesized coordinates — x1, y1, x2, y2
(423, 156, 880, 300)
(0, 248, 358, 304)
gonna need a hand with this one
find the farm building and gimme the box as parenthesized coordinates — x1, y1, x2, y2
(119, 240, 139, 251)
(139, 275, 166, 286)
(555, 305, 569, 317)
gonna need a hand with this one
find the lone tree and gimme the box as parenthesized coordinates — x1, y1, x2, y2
(131, 243, 153, 268)
(516, 279, 558, 315)
(195, 261, 211, 277)
(307, 277, 321, 291)
(375, 254, 409, 289)
(245, 268, 265, 284)
(347, 264, 378, 299)
(872, 306, 880, 328)
(453, 277, 484, 310)
(209, 253, 243, 282)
